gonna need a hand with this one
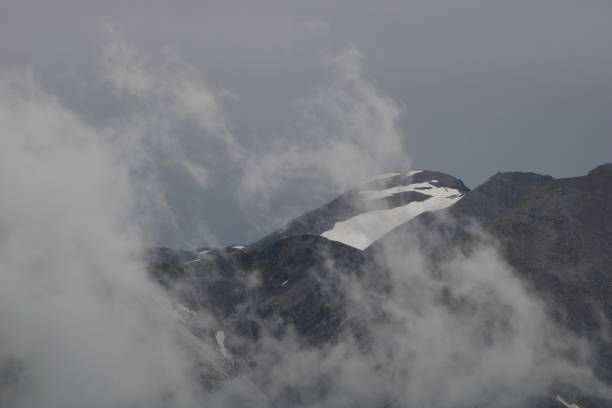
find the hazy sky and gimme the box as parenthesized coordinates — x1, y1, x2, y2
(2, 0, 611, 247)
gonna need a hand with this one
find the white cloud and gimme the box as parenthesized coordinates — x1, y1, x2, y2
(0, 67, 206, 408)
(100, 28, 245, 191)
(238, 45, 409, 207)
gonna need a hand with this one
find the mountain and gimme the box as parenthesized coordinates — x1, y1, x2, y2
(487, 164, 612, 382)
(147, 164, 612, 407)
(250, 170, 468, 250)
(369, 170, 556, 253)
(148, 168, 471, 349)
(148, 235, 372, 347)
(372, 165, 612, 380)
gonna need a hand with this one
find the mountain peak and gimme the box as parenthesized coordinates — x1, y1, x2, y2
(252, 169, 468, 251)
(587, 162, 612, 178)
(475, 171, 554, 209)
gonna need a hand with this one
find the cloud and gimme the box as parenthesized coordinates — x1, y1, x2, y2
(194, 220, 609, 407)
(94, 29, 251, 246)
(0, 67, 209, 407)
(100, 27, 244, 190)
(238, 45, 409, 208)
(98, 34, 411, 240)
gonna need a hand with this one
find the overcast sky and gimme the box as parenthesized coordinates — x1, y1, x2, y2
(1, 0, 611, 247)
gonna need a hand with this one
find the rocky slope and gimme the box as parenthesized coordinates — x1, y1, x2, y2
(147, 164, 612, 407)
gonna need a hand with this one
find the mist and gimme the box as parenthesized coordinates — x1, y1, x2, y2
(0, 69, 209, 406)
(198, 224, 608, 407)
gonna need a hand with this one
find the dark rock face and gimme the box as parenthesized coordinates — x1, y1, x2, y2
(146, 246, 197, 288)
(486, 163, 612, 381)
(475, 172, 554, 209)
(251, 235, 375, 345)
(488, 166, 612, 331)
(149, 235, 371, 347)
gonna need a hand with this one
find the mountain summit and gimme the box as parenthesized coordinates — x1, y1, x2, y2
(252, 169, 468, 250)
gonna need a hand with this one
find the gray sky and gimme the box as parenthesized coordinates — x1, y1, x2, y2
(1, 0, 611, 247)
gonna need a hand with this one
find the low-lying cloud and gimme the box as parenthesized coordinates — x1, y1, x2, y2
(200, 225, 608, 407)
(0, 69, 205, 407)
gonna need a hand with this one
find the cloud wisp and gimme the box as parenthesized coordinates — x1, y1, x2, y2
(99, 31, 411, 245)
(0, 69, 212, 407)
(238, 45, 409, 209)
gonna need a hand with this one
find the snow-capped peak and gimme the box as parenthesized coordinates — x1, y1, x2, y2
(321, 170, 465, 249)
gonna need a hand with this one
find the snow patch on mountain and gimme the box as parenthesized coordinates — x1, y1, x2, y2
(360, 181, 442, 200)
(321, 173, 464, 249)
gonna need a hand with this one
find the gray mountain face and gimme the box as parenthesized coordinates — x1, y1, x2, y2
(487, 164, 612, 383)
(475, 171, 555, 210)
(147, 164, 612, 407)
(148, 235, 374, 347)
